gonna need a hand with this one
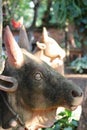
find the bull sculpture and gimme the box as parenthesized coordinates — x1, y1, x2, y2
(18, 26, 65, 74)
(0, 26, 83, 130)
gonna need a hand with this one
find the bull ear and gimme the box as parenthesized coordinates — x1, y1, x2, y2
(36, 42, 46, 50)
(4, 26, 24, 68)
(0, 75, 18, 92)
(18, 25, 30, 51)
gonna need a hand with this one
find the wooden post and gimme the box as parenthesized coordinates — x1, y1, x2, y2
(77, 86, 87, 130)
(0, 0, 4, 74)
(65, 21, 69, 63)
(0, 0, 2, 54)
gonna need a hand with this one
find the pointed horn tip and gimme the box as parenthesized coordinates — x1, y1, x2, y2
(5, 25, 10, 31)
(20, 24, 25, 30)
(43, 27, 48, 37)
(4, 25, 13, 42)
(4, 25, 11, 36)
(43, 27, 47, 32)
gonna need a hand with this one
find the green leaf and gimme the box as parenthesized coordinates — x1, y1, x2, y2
(65, 109, 72, 117)
(82, 0, 87, 5)
(64, 127, 72, 130)
(71, 119, 78, 127)
(53, 124, 61, 130)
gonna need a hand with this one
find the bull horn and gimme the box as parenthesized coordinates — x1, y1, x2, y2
(42, 27, 48, 42)
(18, 25, 30, 51)
(0, 75, 18, 92)
(4, 26, 24, 68)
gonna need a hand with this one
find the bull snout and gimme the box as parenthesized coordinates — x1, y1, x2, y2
(66, 80, 83, 110)
(71, 88, 83, 109)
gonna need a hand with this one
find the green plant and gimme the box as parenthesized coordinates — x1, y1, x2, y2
(3, 0, 87, 28)
(70, 55, 87, 73)
(43, 109, 78, 130)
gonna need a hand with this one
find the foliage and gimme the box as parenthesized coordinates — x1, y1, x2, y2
(74, 0, 87, 32)
(36, 0, 47, 27)
(2, 0, 87, 50)
(2, 0, 87, 28)
(73, 0, 87, 48)
(3, 0, 48, 28)
(3, 0, 34, 27)
(73, 31, 82, 48)
(49, 0, 87, 28)
(43, 109, 78, 130)
(70, 55, 87, 73)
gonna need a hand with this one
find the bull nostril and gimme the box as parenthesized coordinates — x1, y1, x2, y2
(72, 90, 82, 97)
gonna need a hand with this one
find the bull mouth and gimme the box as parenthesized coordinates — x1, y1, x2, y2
(69, 100, 82, 111)
(62, 102, 82, 111)
(70, 105, 78, 111)
(70, 96, 83, 111)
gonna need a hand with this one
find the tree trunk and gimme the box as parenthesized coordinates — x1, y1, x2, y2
(42, 0, 52, 26)
(77, 86, 87, 130)
(0, 0, 2, 54)
(0, 0, 4, 74)
(30, 0, 40, 29)
(28, 0, 41, 51)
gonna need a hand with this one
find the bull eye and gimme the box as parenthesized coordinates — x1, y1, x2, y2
(34, 72, 42, 80)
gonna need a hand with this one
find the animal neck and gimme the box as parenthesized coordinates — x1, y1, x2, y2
(0, 91, 25, 129)
(4, 92, 57, 130)
(0, 89, 60, 130)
